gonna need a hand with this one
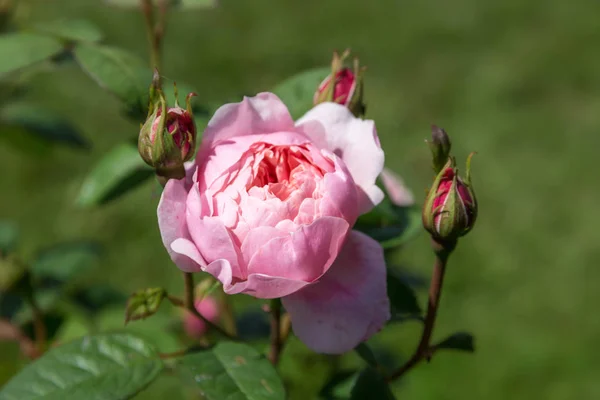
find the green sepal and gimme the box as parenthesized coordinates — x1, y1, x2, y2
(124, 287, 166, 324)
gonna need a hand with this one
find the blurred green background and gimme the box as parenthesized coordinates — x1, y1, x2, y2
(2, 0, 600, 398)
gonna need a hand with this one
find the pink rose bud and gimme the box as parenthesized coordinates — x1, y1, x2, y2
(314, 49, 366, 117)
(182, 296, 220, 339)
(138, 71, 197, 180)
(422, 155, 477, 243)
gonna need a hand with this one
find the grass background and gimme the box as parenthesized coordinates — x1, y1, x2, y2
(2, 0, 600, 398)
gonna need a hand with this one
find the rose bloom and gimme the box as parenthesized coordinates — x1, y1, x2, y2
(158, 93, 389, 354)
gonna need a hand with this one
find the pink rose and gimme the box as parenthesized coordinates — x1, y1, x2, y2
(183, 297, 220, 339)
(381, 168, 414, 207)
(157, 93, 389, 354)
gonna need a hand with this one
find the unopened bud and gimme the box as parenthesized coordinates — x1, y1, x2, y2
(138, 70, 197, 180)
(314, 49, 366, 117)
(427, 125, 452, 173)
(422, 155, 477, 243)
(182, 296, 220, 339)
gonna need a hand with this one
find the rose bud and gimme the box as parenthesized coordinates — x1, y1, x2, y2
(422, 155, 477, 243)
(138, 72, 197, 181)
(182, 296, 220, 339)
(314, 49, 366, 117)
(426, 125, 452, 173)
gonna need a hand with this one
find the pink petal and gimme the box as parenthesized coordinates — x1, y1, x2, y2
(381, 168, 414, 207)
(247, 217, 350, 285)
(296, 103, 384, 214)
(157, 177, 203, 272)
(204, 259, 310, 299)
(201, 93, 295, 150)
(282, 230, 390, 354)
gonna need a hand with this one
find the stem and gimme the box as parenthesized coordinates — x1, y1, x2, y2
(387, 239, 455, 382)
(267, 299, 283, 366)
(139, 0, 159, 69)
(181, 272, 236, 340)
(219, 291, 238, 336)
(26, 292, 46, 355)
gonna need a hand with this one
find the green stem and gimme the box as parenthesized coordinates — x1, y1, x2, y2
(181, 272, 236, 340)
(387, 239, 455, 382)
(267, 299, 283, 366)
(26, 292, 46, 355)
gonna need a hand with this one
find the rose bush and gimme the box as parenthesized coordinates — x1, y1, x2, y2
(157, 92, 389, 353)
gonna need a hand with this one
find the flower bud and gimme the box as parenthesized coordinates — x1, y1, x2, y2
(314, 49, 366, 117)
(426, 125, 452, 173)
(182, 296, 220, 339)
(138, 71, 197, 180)
(422, 155, 477, 243)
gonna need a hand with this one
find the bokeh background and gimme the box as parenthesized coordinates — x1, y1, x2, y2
(2, 0, 600, 399)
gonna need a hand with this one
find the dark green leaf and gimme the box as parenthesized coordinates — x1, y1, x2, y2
(125, 288, 166, 323)
(350, 368, 395, 400)
(434, 332, 475, 353)
(31, 19, 103, 43)
(387, 271, 421, 317)
(76, 143, 153, 206)
(0, 103, 89, 149)
(0, 333, 163, 400)
(356, 201, 422, 250)
(354, 343, 379, 369)
(21, 312, 65, 342)
(0, 33, 64, 77)
(70, 285, 127, 314)
(272, 67, 329, 119)
(177, 341, 285, 400)
(319, 370, 359, 400)
(0, 220, 18, 255)
(31, 241, 102, 282)
(74, 44, 149, 116)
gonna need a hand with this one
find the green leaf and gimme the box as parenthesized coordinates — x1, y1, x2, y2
(0, 32, 64, 77)
(434, 332, 475, 353)
(272, 67, 329, 119)
(354, 343, 379, 369)
(0, 102, 89, 149)
(74, 44, 149, 116)
(356, 201, 422, 250)
(0, 333, 163, 400)
(76, 143, 154, 206)
(350, 368, 395, 400)
(125, 288, 166, 323)
(31, 241, 102, 282)
(30, 19, 103, 43)
(70, 285, 127, 314)
(0, 220, 18, 255)
(177, 341, 285, 400)
(387, 271, 421, 317)
(319, 370, 359, 399)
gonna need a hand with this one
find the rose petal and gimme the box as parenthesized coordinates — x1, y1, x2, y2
(296, 103, 384, 214)
(203, 259, 309, 299)
(247, 217, 350, 287)
(157, 177, 203, 272)
(381, 168, 414, 207)
(282, 230, 390, 354)
(201, 93, 295, 150)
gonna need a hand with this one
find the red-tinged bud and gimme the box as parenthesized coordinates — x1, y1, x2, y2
(422, 155, 477, 243)
(314, 49, 366, 117)
(138, 70, 197, 180)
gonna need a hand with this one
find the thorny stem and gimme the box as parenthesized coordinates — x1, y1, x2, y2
(267, 299, 283, 366)
(180, 272, 236, 340)
(386, 238, 456, 382)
